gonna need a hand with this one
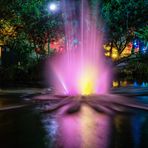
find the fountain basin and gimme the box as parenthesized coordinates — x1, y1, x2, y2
(32, 94, 148, 114)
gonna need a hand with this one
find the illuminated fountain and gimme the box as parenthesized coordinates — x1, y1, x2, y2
(46, 0, 110, 96)
(39, 1, 148, 147)
(41, 0, 148, 136)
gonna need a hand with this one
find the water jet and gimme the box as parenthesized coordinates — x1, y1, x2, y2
(46, 0, 110, 96)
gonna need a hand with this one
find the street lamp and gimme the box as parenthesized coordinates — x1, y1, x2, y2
(46, 2, 60, 54)
(48, 2, 59, 12)
(49, 3, 57, 11)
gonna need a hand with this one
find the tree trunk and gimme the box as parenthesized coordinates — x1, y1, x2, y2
(48, 37, 50, 55)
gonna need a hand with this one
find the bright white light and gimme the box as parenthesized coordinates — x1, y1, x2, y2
(48, 3, 57, 11)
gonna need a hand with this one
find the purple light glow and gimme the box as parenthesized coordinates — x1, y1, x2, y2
(46, 0, 110, 95)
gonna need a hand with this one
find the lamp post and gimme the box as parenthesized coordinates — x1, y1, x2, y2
(48, 3, 58, 11)
(47, 2, 59, 55)
(47, 2, 59, 13)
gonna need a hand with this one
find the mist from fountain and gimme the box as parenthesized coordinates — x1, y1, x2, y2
(47, 0, 110, 95)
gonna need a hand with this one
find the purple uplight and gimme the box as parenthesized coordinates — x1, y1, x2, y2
(46, 0, 110, 95)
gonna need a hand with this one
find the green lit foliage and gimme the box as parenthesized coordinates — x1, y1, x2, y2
(0, 0, 63, 54)
(101, 0, 147, 55)
(135, 26, 148, 42)
(0, 0, 64, 76)
(12, 0, 63, 54)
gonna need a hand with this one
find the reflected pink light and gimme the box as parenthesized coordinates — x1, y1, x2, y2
(57, 114, 81, 148)
(80, 105, 111, 148)
(56, 105, 111, 148)
(46, 0, 110, 95)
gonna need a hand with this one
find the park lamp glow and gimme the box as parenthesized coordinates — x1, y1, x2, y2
(142, 47, 147, 53)
(134, 41, 137, 46)
(48, 2, 58, 12)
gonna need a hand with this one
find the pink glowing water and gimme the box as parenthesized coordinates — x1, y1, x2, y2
(47, 0, 110, 95)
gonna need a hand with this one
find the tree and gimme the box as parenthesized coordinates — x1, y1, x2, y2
(17, 0, 63, 55)
(101, 0, 147, 58)
(0, 0, 64, 83)
(0, 0, 64, 56)
(135, 26, 148, 42)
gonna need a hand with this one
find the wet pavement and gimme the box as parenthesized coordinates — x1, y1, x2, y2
(0, 87, 148, 148)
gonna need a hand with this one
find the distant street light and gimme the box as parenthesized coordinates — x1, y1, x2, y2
(48, 2, 58, 12)
(49, 3, 57, 11)
(46, 2, 60, 55)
